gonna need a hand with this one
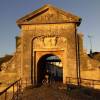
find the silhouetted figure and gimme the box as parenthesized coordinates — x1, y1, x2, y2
(45, 69, 51, 83)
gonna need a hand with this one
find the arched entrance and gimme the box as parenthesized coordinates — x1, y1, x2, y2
(37, 54, 63, 85)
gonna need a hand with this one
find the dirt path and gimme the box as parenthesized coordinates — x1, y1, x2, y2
(21, 85, 69, 100)
(20, 85, 100, 100)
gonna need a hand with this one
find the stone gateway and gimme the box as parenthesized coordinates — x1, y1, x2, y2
(16, 4, 81, 86)
(1, 4, 100, 88)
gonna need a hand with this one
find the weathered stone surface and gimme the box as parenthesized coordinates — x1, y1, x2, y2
(17, 4, 81, 26)
(16, 4, 80, 85)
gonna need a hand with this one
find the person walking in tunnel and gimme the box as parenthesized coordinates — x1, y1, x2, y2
(42, 69, 51, 86)
(46, 69, 51, 83)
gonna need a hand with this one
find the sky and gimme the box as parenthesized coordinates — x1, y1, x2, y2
(0, 0, 100, 57)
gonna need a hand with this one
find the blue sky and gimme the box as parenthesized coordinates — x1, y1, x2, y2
(0, 0, 100, 57)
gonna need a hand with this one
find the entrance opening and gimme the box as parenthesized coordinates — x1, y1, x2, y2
(37, 54, 63, 85)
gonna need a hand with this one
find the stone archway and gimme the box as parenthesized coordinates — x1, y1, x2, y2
(32, 50, 66, 86)
(37, 54, 63, 85)
(31, 35, 67, 86)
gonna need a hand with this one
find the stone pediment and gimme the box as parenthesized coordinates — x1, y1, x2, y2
(16, 4, 81, 27)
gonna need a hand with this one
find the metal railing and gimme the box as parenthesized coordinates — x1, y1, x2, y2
(66, 77, 100, 89)
(0, 78, 22, 100)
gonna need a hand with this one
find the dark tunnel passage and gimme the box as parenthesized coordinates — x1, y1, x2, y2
(37, 54, 63, 85)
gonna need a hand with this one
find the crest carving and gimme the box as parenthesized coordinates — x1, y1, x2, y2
(33, 36, 66, 49)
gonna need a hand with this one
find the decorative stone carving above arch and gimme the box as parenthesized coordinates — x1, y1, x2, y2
(33, 35, 67, 49)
